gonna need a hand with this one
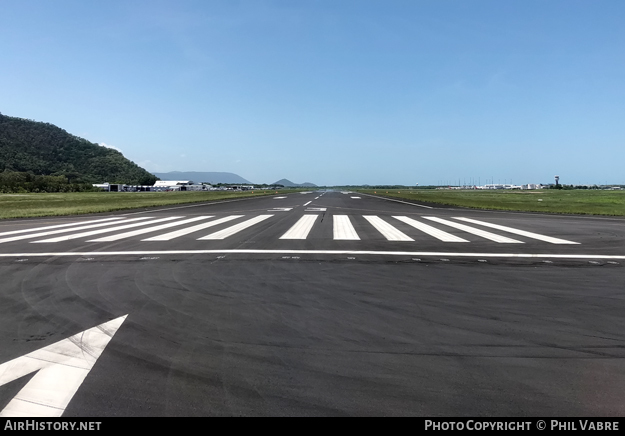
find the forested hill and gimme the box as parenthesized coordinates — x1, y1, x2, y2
(0, 113, 157, 185)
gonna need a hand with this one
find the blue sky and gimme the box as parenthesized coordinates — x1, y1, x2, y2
(1, 0, 624, 186)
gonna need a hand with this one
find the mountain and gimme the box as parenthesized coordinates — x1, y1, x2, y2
(273, 178, 318, 187)
(153, 171, 252, 184)
(0, 113, 157, 185)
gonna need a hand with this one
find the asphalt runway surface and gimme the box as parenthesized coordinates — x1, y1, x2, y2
(0, 191, 624, 416)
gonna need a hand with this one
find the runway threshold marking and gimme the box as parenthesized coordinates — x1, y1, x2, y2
(333, 215, 360, 240)
(424, 217, 523, 244)
(143, 215, 242, 241)
(393, 216, 468, 242)
(0, 250, 622, 260)
(453, 217, 580, 244)
(198, 215, 273, 240)
(32, 217, 182, 243)
(88, 216, 213, 242)
(363, 216, 414, 241)
(0, 315, 127, 417)
(0, 217, 153, 244)
(280, 215, 318, 239)
(0, 217, 124, 238)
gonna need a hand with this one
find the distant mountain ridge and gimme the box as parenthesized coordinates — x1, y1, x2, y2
(0, 113, 157, 185)
(153, 171, 252, 184)
(273, 178, 317, 187)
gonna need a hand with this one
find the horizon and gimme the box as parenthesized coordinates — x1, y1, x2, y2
(153, 170, 622, 188)
(1, 0, 624, 186)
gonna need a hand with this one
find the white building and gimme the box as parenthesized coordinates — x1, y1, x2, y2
(153, 180, 213, 191)
(153, 180, 193, 188)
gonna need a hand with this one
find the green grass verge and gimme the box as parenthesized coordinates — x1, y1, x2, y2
(357, 189, 625, 216)
(0, 189, 305, 219)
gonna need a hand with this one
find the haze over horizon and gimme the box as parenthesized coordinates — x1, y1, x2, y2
(1, 0, 624, 186)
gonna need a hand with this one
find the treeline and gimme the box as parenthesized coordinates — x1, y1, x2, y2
(0, 171, 100, 193)
(0, 113, 157, 185)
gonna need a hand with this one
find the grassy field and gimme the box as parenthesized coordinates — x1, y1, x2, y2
(357, 189, 625, 216)
(0, 189, 302, 220)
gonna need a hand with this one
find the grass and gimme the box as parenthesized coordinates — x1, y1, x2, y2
(357, 189, 625, 216)
(0, 189, 303, 220)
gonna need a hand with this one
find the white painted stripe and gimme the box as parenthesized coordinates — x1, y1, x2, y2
(198, 215, 273, 240)
(0, 217, 124, 237)
(142, 216, 243, 241)
(0, 315, 127, 417)
(453, 217, 580, 244)
(359, 193, 434, 209)
(350, 196, 361, 199)
(424, 217, 523, 243)
(393, 216, 468, 242)
(121, 195, 273, 215)
(363, 216, 414, 241)
(0, 250, 621, 260)
(87, 216, 213, 242)
(32, 217, 182, 243)
(274, 197, 286, 199)
(0, 217, 153, 244)
(333, 215, 360, 240)
(280, 215, 318, 240)
(303, 201, 312, 206)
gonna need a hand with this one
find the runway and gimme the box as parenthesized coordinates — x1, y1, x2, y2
(0, 191, 624, 416)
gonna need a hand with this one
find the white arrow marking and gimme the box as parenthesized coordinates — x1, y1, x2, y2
(0, 315, 127, 417)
